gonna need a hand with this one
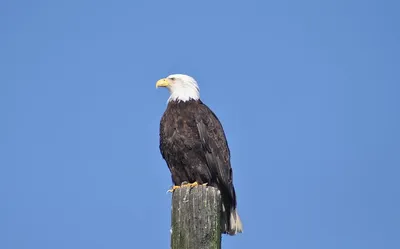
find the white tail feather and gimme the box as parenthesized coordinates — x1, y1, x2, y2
(228, 209, 243, 235)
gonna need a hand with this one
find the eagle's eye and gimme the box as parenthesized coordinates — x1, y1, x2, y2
(169, 77, 175, 81)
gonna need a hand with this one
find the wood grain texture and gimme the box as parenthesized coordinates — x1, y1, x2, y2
(171, 186, 221, 249)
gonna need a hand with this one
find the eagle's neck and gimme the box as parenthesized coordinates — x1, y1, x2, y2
(168, 85, 200, 103)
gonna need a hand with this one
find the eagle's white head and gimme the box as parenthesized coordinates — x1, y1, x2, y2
(156, 74, 200, 102)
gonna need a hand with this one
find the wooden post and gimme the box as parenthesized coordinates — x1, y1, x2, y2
(171, 185, 222, 249)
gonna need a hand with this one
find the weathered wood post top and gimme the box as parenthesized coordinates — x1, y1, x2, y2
(171, 185, 222, 249)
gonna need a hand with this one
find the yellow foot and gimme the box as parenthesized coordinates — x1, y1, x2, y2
(167, 185, 181, 193)
(180, 181, 198, 188)
(167, 182, 209, 193)
(181, 182, 208, 188)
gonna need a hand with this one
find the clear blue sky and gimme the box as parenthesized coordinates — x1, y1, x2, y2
(1, 1, 399, 248)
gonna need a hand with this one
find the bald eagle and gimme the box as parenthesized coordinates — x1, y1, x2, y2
(156, 74, 243, 235)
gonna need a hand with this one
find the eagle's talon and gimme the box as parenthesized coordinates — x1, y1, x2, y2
(167, 185, 181, 193)
(181, 182, 208, 188)
(180, 181, 200, 188)
(180, 181, 195, 188)
(189, 182, 199, 188)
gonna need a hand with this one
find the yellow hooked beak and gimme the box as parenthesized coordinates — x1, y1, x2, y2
(156, 78, 171, 88)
